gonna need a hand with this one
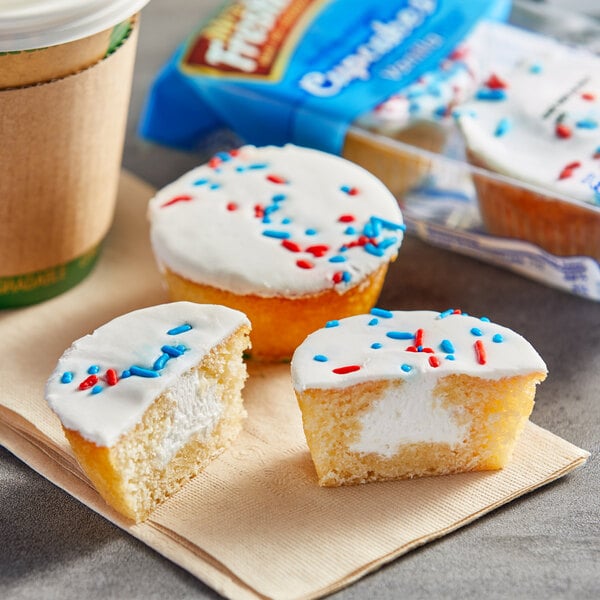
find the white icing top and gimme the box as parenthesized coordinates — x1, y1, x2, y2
(148, 144, 404, 298)
(291, 309, 547, 392)
(355, 21, 485, 134)
(45, 302, 249, 447)
(455, 31, 600, 208)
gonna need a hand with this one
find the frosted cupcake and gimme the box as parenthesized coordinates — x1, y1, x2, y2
(455, 39, 600, 259)
(148, 144, 405, 361)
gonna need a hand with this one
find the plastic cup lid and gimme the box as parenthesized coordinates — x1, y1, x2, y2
(0, 0, 151, 51)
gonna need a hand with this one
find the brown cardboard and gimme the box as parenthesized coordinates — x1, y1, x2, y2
(0, 27, 113, 90)
(0, 24, 139, 288)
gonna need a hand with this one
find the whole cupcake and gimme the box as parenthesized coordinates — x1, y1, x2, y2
(148, 144, 405, 361)
(455, 39, 600, 260)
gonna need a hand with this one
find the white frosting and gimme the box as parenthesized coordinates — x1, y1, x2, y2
(355, 21, 485, 134)
(291, 309, 547, 389)
(148, 144, 404, 298)
(292, 309, 546, 454)
(45, 302, 249, 447)
(455, 29, 600, 207)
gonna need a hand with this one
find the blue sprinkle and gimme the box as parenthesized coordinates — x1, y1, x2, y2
(248, 162, 267, 169)
(368, 318, 379, 326)
(193, 178, 208, 186)
(235, 166, 246, 172)
(344, 226, 357, 235)
(176, 344, 187, 353)
(364, 243, 385, 257)
(91, 385, 103, 395)
(494, 117, 512, 137)
(121, 370, 131, 378)
(162, 344, 184, 357)
(480, 316, 490, 322)
(60, 372, 73, 384)
(167, 324, 192, 335)
(209, 183, 220, 190)
(340, 185, 351, 193)
(272, 193, 286, 202)
(438, 309, 454, 319)
(216, 151, 232, 162)
(325, 320, 339, 328)
(493, 333, 504, 343)
(373, 217, 406, 232)
(401, 364, 413, 373)
(329, 255, 346, 263)
(576, 118, 598, 130)
(529, 63, 542, 74)
(371, 342, 383, 349)
(470, 327, 483, 336)
(417, 345, 423, 352)
(88, 365, 100, 374)
(433, 105, 447, 119)
(387, 331, 414, 340)
(129, 366, 160, 378)
(342, 271, 352, 283)
(153, 353, 170, 371)
(446, 355, 456, 361)
(262, 216, 271, 224)
(305, 228, 317, 236)
(262, 230, 290, 239)
(264, 204, 280, 215)
(440, 339, 455, 354)
(409, 102, 420, 114)
(378, 236, 398, 249)
(313, 354, 328, 362)
(370, 308, 393, 319)
(476, 88, 507, 101)
(282, 218, 292, 224)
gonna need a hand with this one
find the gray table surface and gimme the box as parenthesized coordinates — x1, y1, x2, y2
(2, 1, 599, 599)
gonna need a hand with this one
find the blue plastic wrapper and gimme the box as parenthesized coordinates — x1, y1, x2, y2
(140, 0, 511, 154)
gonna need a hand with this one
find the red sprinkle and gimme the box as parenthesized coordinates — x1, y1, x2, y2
(429, 356, 441, 368)
(306, 244, 329, 257)
(79, 375, 98, 390)
(333, 365, 361, 375)
(161, 194, 193, 208)
(282, 239, 301, 252)
(422, 347, 434, 354)
(346, 187, 359, 196)
(485, 73, 508, 90)
(332, 271, 344, 284)
(106, 369, 118, 386)
(582, 92, 596, 101)
(229, 148, 240, 156)
(266, 174, 287, 184)
(414, 328, 424, 347)
(254, 204, 264, 218)
(226, 202, 238, 211)
(452, 309, 462, 315)
(296, 259, 314, 269)
(555, 123, 572, 139)
(208, 157, 222, 169)
(406, 346, 417, 352)
(474, 340, 487, 365)
(338, 214, 356, 223)
(558, 161, 581, 180)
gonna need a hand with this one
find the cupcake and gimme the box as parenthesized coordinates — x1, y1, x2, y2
(45, 302, 251, 522)
(148, 144, 405, 361)
(455, 38, 600, 259)
(291, 308, 547, 487)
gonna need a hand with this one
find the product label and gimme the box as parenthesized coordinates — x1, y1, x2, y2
(182, 0, 323, 80)
(140, 0, 512, 153)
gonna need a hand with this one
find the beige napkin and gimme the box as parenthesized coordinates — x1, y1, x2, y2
(0, 172, 589, 600)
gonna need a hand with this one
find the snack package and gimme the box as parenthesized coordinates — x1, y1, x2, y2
(140, 0, 600, 301)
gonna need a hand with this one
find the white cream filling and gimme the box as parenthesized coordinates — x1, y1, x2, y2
(155, 369, 224, 467)
(350, 377, 469, 458)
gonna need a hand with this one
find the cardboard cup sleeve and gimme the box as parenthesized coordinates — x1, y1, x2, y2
(0, 23, 138, 308)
